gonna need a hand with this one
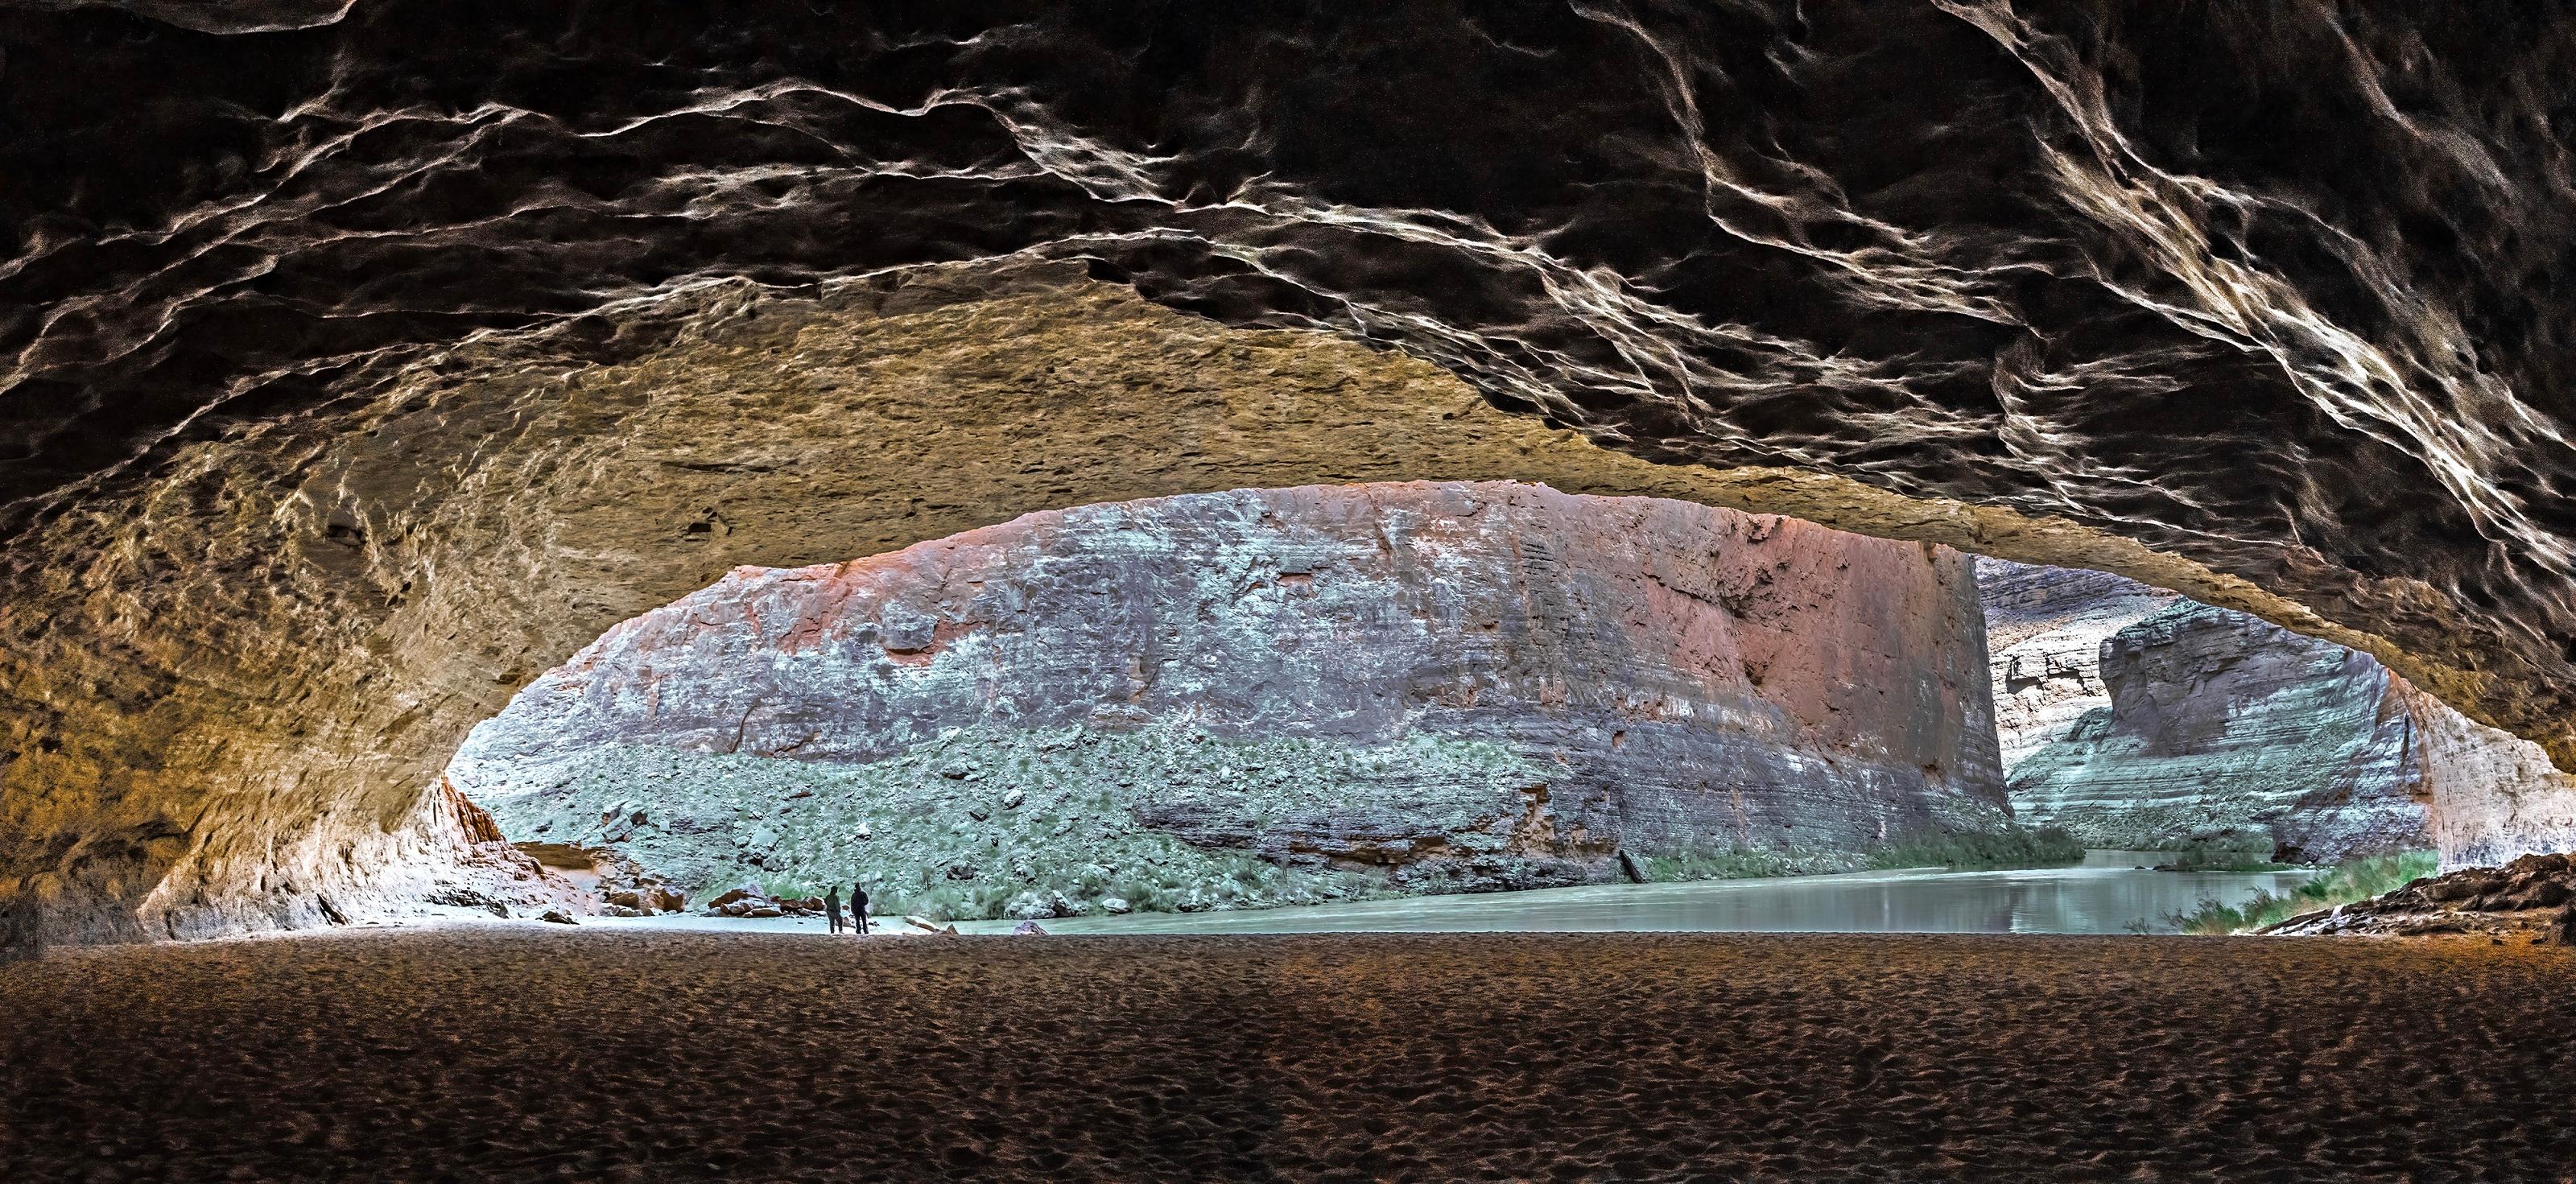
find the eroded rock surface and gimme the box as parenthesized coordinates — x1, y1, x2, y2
(0, 264, 2239, 948)
(1988, 571, 2576, 873)
(2272, 853, 2576, 942)
(450, 482, 2006, 918)
(2008, 602, 2437, 862)
(2396, 683, 2576, 873)
(1977, 559, 2181, 768)
(14, 5, 2576, 947)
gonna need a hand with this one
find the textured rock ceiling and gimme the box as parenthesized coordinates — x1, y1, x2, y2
(5, 2, 2576, 943)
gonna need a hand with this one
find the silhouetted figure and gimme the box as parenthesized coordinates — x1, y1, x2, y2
(851, 883, 870, 935)
(825, 886, 845, 934)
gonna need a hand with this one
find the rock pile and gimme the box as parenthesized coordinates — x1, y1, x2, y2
(702, 885, 825, 919)
(2270, 853, 2576, 942)
(514, 840, 687, 917)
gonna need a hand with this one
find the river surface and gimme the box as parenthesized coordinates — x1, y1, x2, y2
(954, 852, 2316, 936)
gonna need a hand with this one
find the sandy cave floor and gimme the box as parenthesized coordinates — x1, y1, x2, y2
(4, 930, 2574, 1182)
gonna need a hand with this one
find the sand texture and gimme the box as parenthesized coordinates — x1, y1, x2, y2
(5, 930, 2574, 1182)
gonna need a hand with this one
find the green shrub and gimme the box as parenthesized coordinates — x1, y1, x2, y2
(1638, 844, 1853, 883)
(1865, 825, 2085, 871)
(2164, 850, 2438, 934)
(2157, 836, 2287, 872)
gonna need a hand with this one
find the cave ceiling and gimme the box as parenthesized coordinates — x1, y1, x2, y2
(5, 2, 2576, 941)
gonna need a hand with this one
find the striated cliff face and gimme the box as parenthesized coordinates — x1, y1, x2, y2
(2000, 588, 2576, 871)
(1977, 559, 2180, 768)
(450, 481, 2006, 917)
(2396, 683, 2576, 873)
(2008, 601, 2436, 862)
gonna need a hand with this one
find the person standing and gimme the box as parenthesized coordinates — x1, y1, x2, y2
(824, 886, 845, 935)
(850, 881, 870, 935)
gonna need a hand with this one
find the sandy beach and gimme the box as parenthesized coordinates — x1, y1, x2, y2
(5, 929, 2572, 1182)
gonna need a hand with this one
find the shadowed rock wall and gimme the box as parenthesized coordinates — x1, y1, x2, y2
(0, 265, 2193, 947)
(7, 1, 2576, 765)
(448, 482, 2005, 913)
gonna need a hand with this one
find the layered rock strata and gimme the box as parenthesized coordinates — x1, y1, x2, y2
(14, 6, 2576, 947)
(7, 264, 2574, 949)
(2394, 683, 2576, 872)
(2008, 601, 2437, 862)
(449, 481, 2008, 918)
(1976, 559, 2180, 768)
(1988, 572, 2576, 873)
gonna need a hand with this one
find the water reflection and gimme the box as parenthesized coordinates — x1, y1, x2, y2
(955, 852, 2317, 936)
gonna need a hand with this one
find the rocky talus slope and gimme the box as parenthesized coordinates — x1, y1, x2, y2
(1975, 559, 2179, 768)
(450, 481, 2007, 920)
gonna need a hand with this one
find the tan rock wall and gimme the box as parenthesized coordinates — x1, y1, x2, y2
(2401, 684, 2576, 873)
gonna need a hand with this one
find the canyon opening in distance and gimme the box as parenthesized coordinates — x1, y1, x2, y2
(7, 4, 2576, 1181)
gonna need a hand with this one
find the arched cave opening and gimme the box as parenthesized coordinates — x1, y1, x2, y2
(423, 481, 2576, 936)
(7, 266, 2573, 951)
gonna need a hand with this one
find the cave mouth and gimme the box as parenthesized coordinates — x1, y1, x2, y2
(431, 480, 2529, 936)
(6, 266, 2566, 954)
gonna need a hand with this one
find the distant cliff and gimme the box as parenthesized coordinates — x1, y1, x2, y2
(1976, 559, 2180, 768)
(2006, 600, 2434, 862)
(451, 481, 2008, 918)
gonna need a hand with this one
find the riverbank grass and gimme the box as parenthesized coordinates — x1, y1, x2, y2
(2165, 851, 2439, 934)
(1637, 825, 2084, 883)
(1867, 824, 2085, 871)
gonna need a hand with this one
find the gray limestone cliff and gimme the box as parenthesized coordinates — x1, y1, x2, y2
(1986, 566, 2576, 872)
(2007, 600, 2435, 862)
(449, 481, 2008, 919)
(1977, 559, 2181, 769)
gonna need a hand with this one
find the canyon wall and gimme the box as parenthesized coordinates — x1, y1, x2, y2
(2007, 601, 2434, 862)
(1977, 559, 2181, 768)
(18, 6, 2576, 947)
(1999, 586, 2576, 870)
(450, 481, 2007, 918)
(2398, 683, 2576, 872)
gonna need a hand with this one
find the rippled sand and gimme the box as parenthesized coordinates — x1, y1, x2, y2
(5, 930, 2572, 1182)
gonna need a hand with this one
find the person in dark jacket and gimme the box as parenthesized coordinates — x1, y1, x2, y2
(824, 886, 845, 934)
(850, 882, 870, 935)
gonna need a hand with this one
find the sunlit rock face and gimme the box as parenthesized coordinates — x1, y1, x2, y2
(1977, 559, 2181, 768)
(449, 482, 2005, 914)
(2399, 684, 2576, 873)
(2000, 590, 2576, 870)
(2007, 602, 2436, 862)
(1985, 569, 2576, 870)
